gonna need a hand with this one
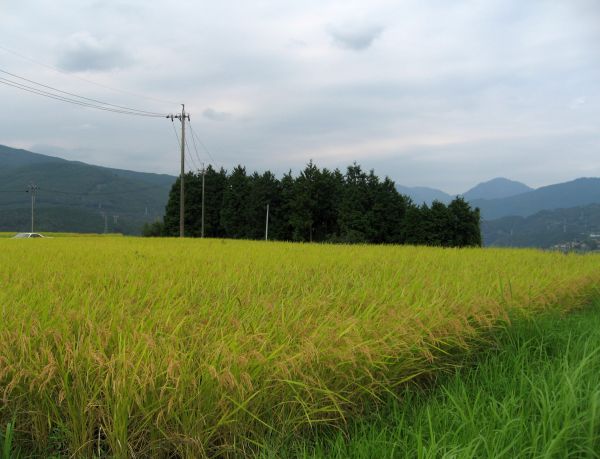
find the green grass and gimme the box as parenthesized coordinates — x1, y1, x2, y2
(0, 420, 15, 459)
(264, 301, 600, 458)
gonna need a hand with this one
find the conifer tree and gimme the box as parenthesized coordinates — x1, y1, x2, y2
(448, 197, 482, 247)
(202, 166, 227, 238)
(338, 163, 372, 243)
(245, 171, 281, 239)
(289, 161, 320, 241)
(220, 165, 250, 238)
(158, 161, 482, 247)
(271, 171, 295, 240)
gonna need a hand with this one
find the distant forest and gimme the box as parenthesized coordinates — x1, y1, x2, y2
(146, 162, 482, 247)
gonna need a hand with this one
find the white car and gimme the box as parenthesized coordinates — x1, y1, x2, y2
(12, 232, 46, 239)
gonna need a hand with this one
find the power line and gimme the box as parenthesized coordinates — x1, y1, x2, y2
(171, 118, 181, 149)
(0, 77, 166, 118)
(0, 43, 179, 106)
(0, 69, 167, 116)
(171, 118, 195, 171)
(186, 147, 199, 172)
(188, 121, 217, 165)
(187, 119, 207, 169)
(0, 75, 167, 118)
(184, 133, 199, 172)
(171, 117, 198, 172)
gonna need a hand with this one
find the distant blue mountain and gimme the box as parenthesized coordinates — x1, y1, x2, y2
(463, 177, 532, 201)
(395, 185, 452, 205)
(397, 176, 600, 225)
(472, 178, 600, 220)
(396, 177, 532, 206)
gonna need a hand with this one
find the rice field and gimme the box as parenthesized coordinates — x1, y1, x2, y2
(0, 237, 599, 457)
(263, 299, 600, 458)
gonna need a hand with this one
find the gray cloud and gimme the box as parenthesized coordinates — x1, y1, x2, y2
(0, 0, 599, 191)
(328, 24, 384, 51)
(57, 32, 132, 72)
(203, 108, 233, 122)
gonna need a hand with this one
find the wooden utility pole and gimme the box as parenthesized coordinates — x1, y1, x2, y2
(27, 183, 38, 233)
(201, 162, 205, 238)
(101, 212, 108, 234)
(167, 105, 190, 238)
(265, 203, 269, 241)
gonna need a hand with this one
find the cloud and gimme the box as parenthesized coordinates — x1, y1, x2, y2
(569, 96, 586, 110)
(328, 24, 384, 51)
(57, 32, 132, 72)
(202, 108, 233, 122)
(1, 0, 599, 192)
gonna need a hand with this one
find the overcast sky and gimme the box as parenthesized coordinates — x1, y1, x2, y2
(1, 0, 599, 193)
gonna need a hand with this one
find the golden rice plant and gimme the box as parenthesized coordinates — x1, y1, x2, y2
(0, 238, 598, 457)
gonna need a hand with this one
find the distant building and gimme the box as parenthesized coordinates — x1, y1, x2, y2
(549, 240, 591, 253)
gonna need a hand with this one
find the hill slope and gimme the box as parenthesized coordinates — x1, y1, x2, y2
(0, 145, 175, 234)
(482, 203, 600, 248)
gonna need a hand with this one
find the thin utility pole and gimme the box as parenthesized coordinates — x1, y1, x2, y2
(201, 162, 205, 238)
(265, 203, 269, 241)
(167, 105, 190, 238)
(27, 183, 38, 233)
(101, 212, 108, 234)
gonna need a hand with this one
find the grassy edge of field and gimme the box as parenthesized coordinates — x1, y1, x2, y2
(260, 297, 600, 458)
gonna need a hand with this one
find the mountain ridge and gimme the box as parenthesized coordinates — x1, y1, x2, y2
(395, 184, 453, 205)
(472, 177, 600, 220)
(396, 177, 533, 206)
(0, 144, 176, 234)
(397, 176, 600, 223)
(463, 177, 532, 201)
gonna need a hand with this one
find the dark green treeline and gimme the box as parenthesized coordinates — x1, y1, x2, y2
(145, 162, 481, 247)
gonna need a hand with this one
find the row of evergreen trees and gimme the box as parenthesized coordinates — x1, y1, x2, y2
(145, 162, 481, 247)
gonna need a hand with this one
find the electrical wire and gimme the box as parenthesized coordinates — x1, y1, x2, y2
(187, 119, 206, 170)
(171, 118, 181, 147)
(188, 120, 217, 165)
(170, 119, 183, 164)
(0, 77, 167, 118)
(170, 118, 198, 172)
(184, 134, 200, 172)
(0, 69, 167, 116)
(0, 43, 179, 106)
(0, 77, 166, 117)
